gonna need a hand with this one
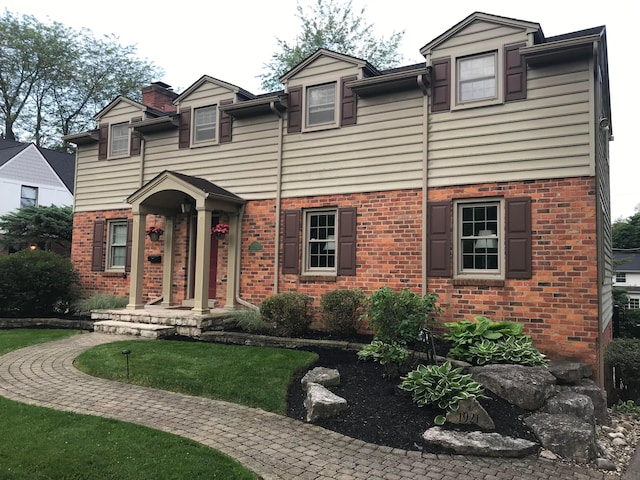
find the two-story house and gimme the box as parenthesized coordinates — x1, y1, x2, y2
(65, 12, 613, 384)
(613, 248, 640, 309)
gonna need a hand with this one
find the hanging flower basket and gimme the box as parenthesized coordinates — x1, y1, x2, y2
(146, 226, 164, 241)
(212, 223, 229, 239)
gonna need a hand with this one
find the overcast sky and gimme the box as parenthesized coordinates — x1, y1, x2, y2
(3, 0, 636, 220)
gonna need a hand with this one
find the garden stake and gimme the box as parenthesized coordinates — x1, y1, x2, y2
(122, 349, 131, 378)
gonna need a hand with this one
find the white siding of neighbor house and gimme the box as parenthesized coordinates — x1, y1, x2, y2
(0, 145, 72, 216)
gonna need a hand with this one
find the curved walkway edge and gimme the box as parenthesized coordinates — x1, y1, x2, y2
(0, 332, 609, 480)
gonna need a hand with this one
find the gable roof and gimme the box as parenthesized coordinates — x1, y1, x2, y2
(94, 96, 146, 121)
(174, 75, 255, 104)
(614, 249, 640, 272)
(279, 48, 380, 83)
(0, 138, 75, 194)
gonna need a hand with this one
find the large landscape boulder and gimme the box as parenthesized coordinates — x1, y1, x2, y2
(422, 427, 538, 457)
(548, 360, 592, 384)
(557, 378, 611, 425)
(304, 382, 347, 422)
(525, 413, 598, 463)
(469, 364, 556, 411)
(301, 367, 340, 390)
(445, 398, 495, 430)
(543, 391, 595, 424)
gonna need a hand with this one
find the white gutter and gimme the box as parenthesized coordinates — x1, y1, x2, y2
(233, 203, 259, 310)
(270, 100, 285, 295)
(417, 73, 430, 296)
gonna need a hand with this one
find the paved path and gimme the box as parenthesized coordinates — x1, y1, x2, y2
(0, 332, 607, 480)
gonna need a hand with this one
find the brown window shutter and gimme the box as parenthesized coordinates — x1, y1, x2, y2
(337, 207, 357, 275)
(282, 210, 300, 274)
(340, 76, 357, 126)
(91, 219, 106, 271)
(504, 44, 527, 102)
(125, 218, 133, 272)
(178, 107, 191, 149)
(130, 132, 141, 156)
(431, 58, 451, 112)
(219, 100, 233, 143)
(505, 197, 532, 279)
(287, 86, 302, 133)
(427, 201, 452, 277)
(98, 123, 108, 159)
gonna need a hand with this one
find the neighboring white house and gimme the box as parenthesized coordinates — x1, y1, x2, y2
(0, 139, 74, 216)
(613, 248, 640, 309)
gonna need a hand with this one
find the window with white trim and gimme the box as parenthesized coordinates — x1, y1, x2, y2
(110, 123, 129, 156)
(20, 185, 38, 207)
(307, 83, 336, 127)
(615, 272, 627, 283)
(107, 220, 128, 269)
(628, 298, 640, 309)
(457, 52, 497, 103)
(194, 105, 217, 143)
(304, 209, 337, 273)
(456, 200, 502, 277)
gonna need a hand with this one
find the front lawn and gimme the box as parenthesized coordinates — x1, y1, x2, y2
(75, 339, 319, 414)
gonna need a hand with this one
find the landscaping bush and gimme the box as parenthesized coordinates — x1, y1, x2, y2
(230, 307, 274, 334)
(605, 338, 640, 402)
(260, 292, 313, 337)
(320, 288, 365, 337)
(363, 286, 440, 346)
(0, 249, 80, 316)
(357, 340, 410, 377)
(399, 361, 486, 425)
(73, 294, 129, 316)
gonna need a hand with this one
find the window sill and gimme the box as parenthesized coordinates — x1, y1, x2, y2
(302, 122, 339, 133)
(299, 275, 337, 283)
(453, 278, 505, 287)
(190, 140, 219, 148)
(108, 153, 130, 160)
(103, 270, 127, 277)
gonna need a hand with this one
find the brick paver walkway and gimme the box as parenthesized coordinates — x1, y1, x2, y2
(0, 332, 607, 480)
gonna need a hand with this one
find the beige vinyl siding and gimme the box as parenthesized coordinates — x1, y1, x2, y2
(434, 22, 529, 55)
(428, 59, 592, 186)
(286, 55, 360, 84)
(281, 90, 425, 197)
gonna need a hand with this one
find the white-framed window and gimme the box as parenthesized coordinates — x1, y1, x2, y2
(628, 298, 640, 309)
(110, 123, 129, 156)
(455, 200, 502, 277)
(615, 272, 627, 283)
(193, 105, 217, 143)
(304, 209, 337, 273)
(457, 52, 497, 103)
(306, 83, 336, 127)
(20, 185, 38, 207)
(107, 220, 128, 270)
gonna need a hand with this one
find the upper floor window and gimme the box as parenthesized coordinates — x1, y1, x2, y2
(629, 298, 640, 309)
(456, 200, 502, 276)
(616, 272, 627, 283)
(20, 185, 38, 207)
(107, 220, 128, 270)
(307, 83, 336, 126)
(110, 123, 129, 156)
(194, 105, 217, 143)
(458, 52, 497, 103)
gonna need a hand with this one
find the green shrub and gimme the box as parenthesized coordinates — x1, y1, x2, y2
(612, 400, 640, 415)
(363, 286, 440, 345)
(467, 337, 548, 366)
(399, 361, 486, 425)
(320, 288, 365, 337)
(230, 308, 273, 334)
(0, 249, 80, 316)
(606, 339, 640, 400)
(73, 294, 129, 315)
(260, 292, 313, 337)
(357, 340, 410, 365)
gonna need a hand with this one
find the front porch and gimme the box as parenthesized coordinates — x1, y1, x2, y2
(92, 305, 235, 338)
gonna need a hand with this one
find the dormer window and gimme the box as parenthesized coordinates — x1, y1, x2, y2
(110, 123, 129, 156)
(307, 83, 336, 126)
(458, 52, 497, 103)
(194, 105, 217, 143)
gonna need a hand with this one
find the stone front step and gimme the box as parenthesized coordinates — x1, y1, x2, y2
(93, 320, 176, 338)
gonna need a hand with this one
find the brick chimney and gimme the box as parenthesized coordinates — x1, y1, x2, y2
(142, 82, 178, 113)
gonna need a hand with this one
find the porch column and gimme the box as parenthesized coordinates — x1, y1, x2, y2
(225, 212, 239, 309)
(161, 216, 175, 307)
(127, 211, 147, 310)
(192, 207, 212, 313)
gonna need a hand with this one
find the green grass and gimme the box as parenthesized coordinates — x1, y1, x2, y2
(0, 328, 78, 356)
(75, 339, 319, 414)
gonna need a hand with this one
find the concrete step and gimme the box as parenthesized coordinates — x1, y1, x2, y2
(93, 320, 176, 339)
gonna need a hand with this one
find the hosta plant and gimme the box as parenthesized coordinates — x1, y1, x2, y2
(467, 337, 548, 366)
(357, 340, 410, 378)
(399, 361, 485, 425)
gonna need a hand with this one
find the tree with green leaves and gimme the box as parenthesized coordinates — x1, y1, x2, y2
(0, 204, 73, 254)
(258, 0, 405, 92)
(613, 208, 640, 249)
(0, 9, 162, 149)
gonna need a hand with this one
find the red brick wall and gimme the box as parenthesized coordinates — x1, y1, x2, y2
(427, 177, 601, 370)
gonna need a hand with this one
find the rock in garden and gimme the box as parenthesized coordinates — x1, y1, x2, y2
(548, 360, 592, 384)
(470, 364, 556, 411)
(304, 382, 347, 422)
(301, 367, 340, 390)
(446, 398, 495, 430)
(595, 457, 617, 471)
(422, 427, 539, 457)
(525, 413, 598, 463)
(557, 379, 611, 425)
(543, 392, 595, 424)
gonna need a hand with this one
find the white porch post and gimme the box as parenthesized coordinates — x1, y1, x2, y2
(192, 207, 212, 313)
(225, 212, 239, 309)
(161, 216, 175, 307)
(127, 211, 146, 310)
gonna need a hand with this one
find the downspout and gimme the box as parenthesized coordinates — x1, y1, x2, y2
(234, 101, 284, 310)
(137, 132, 145, 187)
(417, 73, 430, 296)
